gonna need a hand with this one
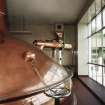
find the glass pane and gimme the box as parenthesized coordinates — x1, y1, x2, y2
(91, 35, 97, 63)
(98, 54, 103, 65)
(103, 67, 105, 86)
(92, 65, 97, 80)
(102, 0, 105, 7)
(96, 13, 102, 31)
(89, 65, 93, 78)
(92, 19, 96, 33)
(88, 8, 92, 22)
(97, 47, 103, 65)
(102, 30, 105, 66)
(91, 35, 97, 48)
(91, 49, 97, 63)
(90, 2, 96, 18)
(97, 32, 103, 65)
(103, 29, 105, 47)
(88, 23, 91, 36)
(96, 0, 101, 14)
(102, 30, 105, 86)
(103, 8, 105, 27)
(97, 66, 102, 84)
(102, 48, 105, 65)
(89, 38, 92, 62)
(97, 32, 102, 47)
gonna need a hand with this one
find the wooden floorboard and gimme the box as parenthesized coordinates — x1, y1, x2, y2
(62, 79, 104, 105)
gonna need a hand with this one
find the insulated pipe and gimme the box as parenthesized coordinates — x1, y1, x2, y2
(36, 42, 62, 48)
(33, 40, 72, 49)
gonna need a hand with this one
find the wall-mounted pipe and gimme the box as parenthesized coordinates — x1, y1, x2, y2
(33, 40, 72, 49)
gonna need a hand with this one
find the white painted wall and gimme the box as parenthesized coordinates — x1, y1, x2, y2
(78, 23, 88, 75)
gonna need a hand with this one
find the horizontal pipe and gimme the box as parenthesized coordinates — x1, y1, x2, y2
(9, 30, 32, 34)
(34, 42, 62, 48)
(33, 41, 72, 49)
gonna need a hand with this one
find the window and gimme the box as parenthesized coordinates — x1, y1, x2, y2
(96, 0, 101, 14)
(103, 67, 105, 86)
(88, 0, 105, 86)
(88, 8, 92, 22)
(88, 23, 91, 36)
(97, 66, 103, 84)
(91, 2, 96, 18)
(102, 0, 105, 7)
(89, 65, 93, 78)
(97, 32, 102, 48)
(103, 8, 105, 27)
(102, 29, 105, 47)
(102, 48, 105, 65)
(96, 13, 102, 31)
(92, 65, 97, 80)
(91, 35, 97, 63)
(89, 38, 92, 62)
(92, 19, 96, 33)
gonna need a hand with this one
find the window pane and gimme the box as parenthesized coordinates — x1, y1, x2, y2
(90, 2, 96, 18)
(103, 67, 105, 86)
(89, 38, 92, 62)
(91, 35, 97, 48)
(97, 47, 103, 65)
(96, 13, 102, 31)
(102, 29, 105, 47)
(92, 65, 97, 80)
(89, 65, 93, 78)
(102, 48, 105, 65)
(102, 30, 105, 66)
(88, 8, 92, 22)
(97, 32, 103, 65)
(91, 35, 97, 63)
(88, 23, 91, 36)
(103, 8, 105, 27)
(96, 0, 101, 14)
(92, 19, 96, 33)
(97, 32, 102, 48)
(102, 0, 105, 7)
(91, 48, 97, 63)
(97, 66, 102, 84)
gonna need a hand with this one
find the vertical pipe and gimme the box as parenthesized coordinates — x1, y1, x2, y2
(59, 49, 62, 65)
(54, 49, 58, 62)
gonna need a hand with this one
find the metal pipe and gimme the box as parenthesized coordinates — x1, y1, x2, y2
(33, 41, 72, 49)
(34, 41, 62, 48)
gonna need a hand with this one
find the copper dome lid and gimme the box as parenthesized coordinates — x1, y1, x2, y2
(0, 35, 72, 105)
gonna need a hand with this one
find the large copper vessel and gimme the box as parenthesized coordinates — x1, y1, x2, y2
(0, 35, 72, 105)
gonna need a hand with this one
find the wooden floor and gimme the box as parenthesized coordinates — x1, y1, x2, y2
(62, 79, 104, 105)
